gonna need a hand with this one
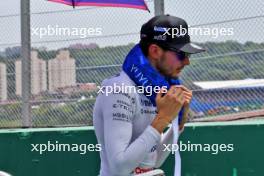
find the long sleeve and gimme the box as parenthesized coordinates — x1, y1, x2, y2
(155, 126, 174, 168)
(102, 92, 161, 175)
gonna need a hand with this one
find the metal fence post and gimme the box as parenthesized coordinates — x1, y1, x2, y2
(21, 0, 32, 127)
(154, 0, 164, 16)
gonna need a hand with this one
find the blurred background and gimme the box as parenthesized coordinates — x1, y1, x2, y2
(0, 0, 264, 128)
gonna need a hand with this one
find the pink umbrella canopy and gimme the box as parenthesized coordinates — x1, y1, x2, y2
(48, 0, 149, 11)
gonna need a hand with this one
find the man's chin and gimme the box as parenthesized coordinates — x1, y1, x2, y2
(171, 71, 181, 78)
(169, 74, 180, 79)
(161, 71, 180, 78)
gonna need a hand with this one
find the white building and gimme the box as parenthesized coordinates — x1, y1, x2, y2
(0, 63, 7, 101)
(48, 50, 76, 91)
(15, 51, 47, 96)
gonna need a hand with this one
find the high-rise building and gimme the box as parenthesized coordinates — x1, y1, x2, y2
(48, 50, 76, 91)
(15, 51, 47, 96)
(0, 62, 7, 101)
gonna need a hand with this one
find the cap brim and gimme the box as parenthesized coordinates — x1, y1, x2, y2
(179, 43, 205, 54)
(170, 43, 205, 54)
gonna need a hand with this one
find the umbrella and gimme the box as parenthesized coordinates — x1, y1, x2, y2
(48, 0, 149, 11)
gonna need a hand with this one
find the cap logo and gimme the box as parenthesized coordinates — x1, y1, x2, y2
(153, 26, 168, 32)
(153, 35, 167, 41)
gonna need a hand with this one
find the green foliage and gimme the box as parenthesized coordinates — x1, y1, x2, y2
(32, 99, 95, 126)
(1, 41, 264, 127)
(38, 50, 57, 60)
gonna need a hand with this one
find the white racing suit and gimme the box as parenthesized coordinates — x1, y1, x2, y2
(93, 71, 182, 176)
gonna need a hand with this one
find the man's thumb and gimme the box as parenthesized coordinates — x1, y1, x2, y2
(156, 87, 165, 99)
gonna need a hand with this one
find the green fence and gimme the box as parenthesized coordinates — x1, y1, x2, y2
(0, 121, 263, 176)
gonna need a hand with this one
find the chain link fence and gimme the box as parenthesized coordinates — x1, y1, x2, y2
(0, 0, 263, 128)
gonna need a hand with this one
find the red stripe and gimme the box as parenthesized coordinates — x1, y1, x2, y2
(134, 167, 154, 174)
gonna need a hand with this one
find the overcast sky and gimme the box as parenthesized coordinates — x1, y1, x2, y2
(0, 0, 263, 51)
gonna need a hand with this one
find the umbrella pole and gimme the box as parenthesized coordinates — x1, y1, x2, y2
(72, 0, 75, 8)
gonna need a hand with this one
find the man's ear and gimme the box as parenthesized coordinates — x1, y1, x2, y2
(148, 44, 163, 60)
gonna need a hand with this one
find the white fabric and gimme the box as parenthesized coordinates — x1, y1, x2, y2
(172, 119, 181, 176)
(0, 171, 12, 176)
(93, 71, 181, 176)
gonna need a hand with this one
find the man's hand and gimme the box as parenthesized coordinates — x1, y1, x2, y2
(151, 85, 186, 133)
(179, 86, 192, 131)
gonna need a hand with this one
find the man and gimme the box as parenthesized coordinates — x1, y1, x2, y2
(93, 15, 205, 176)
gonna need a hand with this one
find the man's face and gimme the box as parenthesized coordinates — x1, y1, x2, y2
(156, 48, 190, 78)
